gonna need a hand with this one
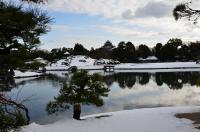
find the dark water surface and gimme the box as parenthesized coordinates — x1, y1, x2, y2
(3, 71, 200, 124)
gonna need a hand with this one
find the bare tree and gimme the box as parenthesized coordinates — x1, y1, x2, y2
(0, 93, 30, 131)
(0, 94, 30, 122)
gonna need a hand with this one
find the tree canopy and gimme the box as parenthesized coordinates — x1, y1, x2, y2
(173, 1, 200, 23)
(0, 0, 51, 130)
(137, 44, 152, 59)
(0, 0, 51, 73)
(0, 1, 51, 54)
(73, 43, 89, 55)
(47, 70, 109, 120)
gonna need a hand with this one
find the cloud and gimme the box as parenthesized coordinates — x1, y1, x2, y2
(47, 0, 174, 20)
(121, 9, 134, 19)
(109, 80, 200, 107)
(40, 0, 200, 49)
(51, 25, 71, 32)
(100, 25, 157, 38)
(134, 1, 172, 18)
(47, 0, 148, 20)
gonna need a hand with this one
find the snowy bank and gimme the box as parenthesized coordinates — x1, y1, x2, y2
(21, 106, 200, 132)
(115, 62, 200, 70)
(14, 70, 42, 78)
(45, 55, 200, 71)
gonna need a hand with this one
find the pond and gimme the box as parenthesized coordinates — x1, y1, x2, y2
(3, 71, 200, 124)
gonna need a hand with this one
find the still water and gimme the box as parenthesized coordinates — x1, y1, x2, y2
(4, 71, 200, 124)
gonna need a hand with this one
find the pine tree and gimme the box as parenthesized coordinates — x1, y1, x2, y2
(0, 0, 51, 76)
(47, 70, 109, 120)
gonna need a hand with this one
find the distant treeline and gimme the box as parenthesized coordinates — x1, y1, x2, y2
(29, 38, 200, 63)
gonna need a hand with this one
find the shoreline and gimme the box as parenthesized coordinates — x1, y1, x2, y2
(176, 112, 200, 129)
(14, 67, 200, 79)
(45, 67, 200, 72)
(21, 106, 200, 132)
(14, 74, 47, 79)
(13, 61, 200, 78)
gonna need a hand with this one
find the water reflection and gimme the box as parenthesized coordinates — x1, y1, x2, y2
(0, 77, 15, 91)
(1, 71, 200, 124)
(0, 98, 29, 132)
(103, 72, 200, 90)
(1, 75, 64, 124)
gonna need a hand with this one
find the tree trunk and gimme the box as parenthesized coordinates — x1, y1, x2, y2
(73, 103, 81, 120)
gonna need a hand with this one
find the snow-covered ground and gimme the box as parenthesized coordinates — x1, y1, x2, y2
(116, 62, 200, 70)
(69, 55, 104, 70)
(45, 59, 69, 71)
(13, 56, 200, 76)
(45, 55, 200, 71)
(21, 106, 200, 132)
(13, 56, 200, 78)
(14, 70, 42, 78)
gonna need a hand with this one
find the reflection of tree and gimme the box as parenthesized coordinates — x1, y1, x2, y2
(155, 73, 163, 86)
(46, 70, 109, 120)
(138, 73, 150, 85)
(160, 72, 183, 89)
(189, 72, 200, 86)
(0, 94, 30, 132)
(0, 78, 15, 92)
(179, 72, 189, 84)
(117, 73, 126, 88)
(103, 75, 115, 87)
(156, 72, 200, 90)
(159, 72, 200, 89)
(0, 70, 15, 92)
(126, 74, 136, 88)
(196, 77, 200, 87)
(102, 72, 200, 89)
(115, 73, 136, 89)
(34, 75, 67, 88)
